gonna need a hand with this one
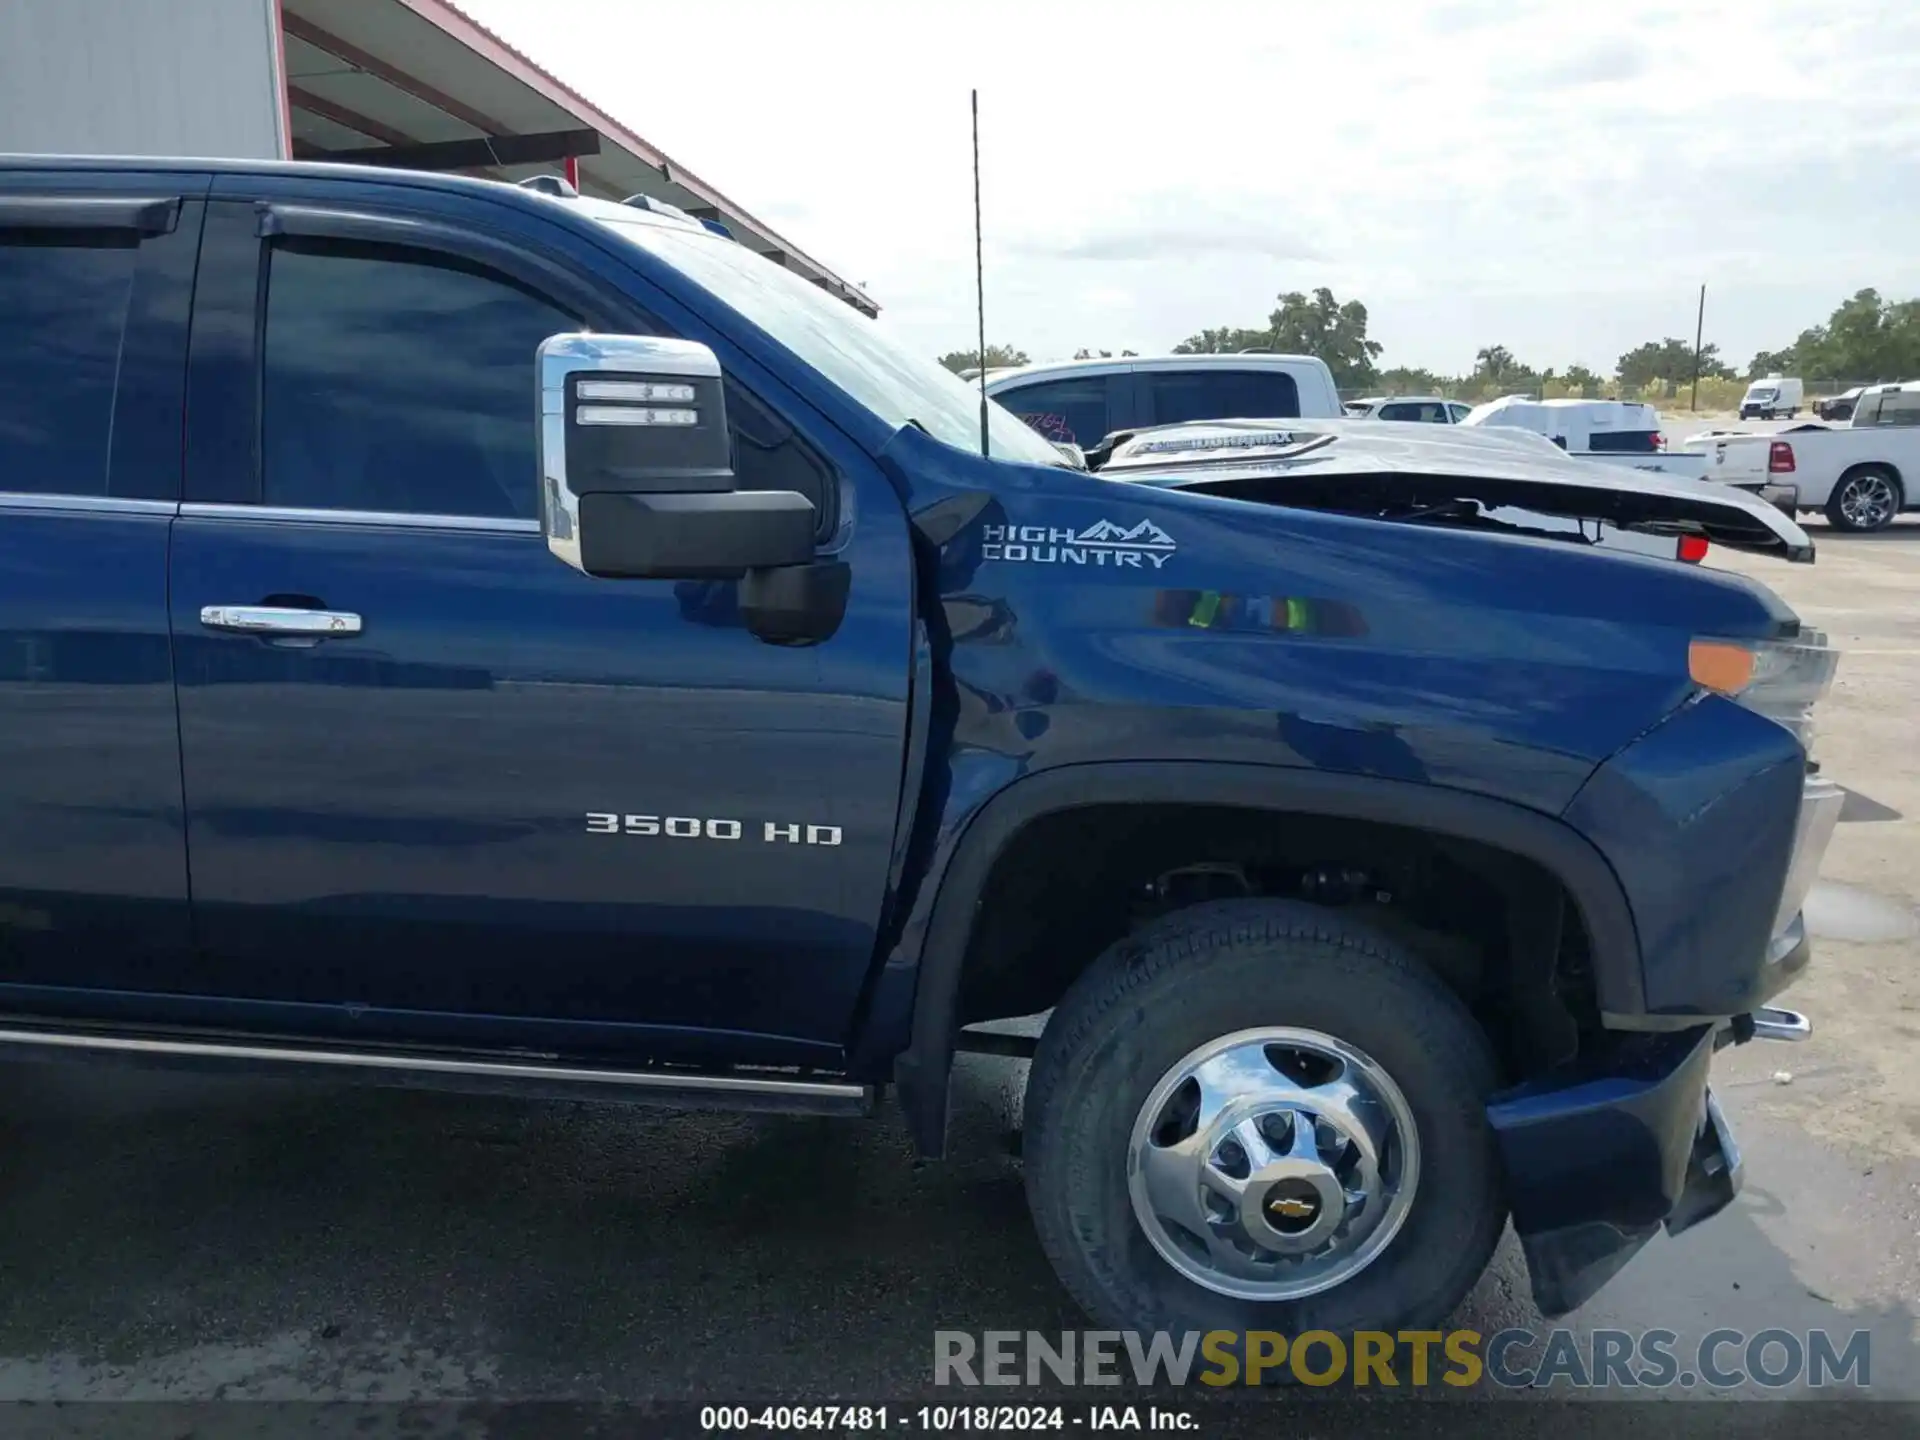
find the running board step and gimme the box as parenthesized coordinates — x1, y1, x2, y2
(0, 1024, 875, 1117)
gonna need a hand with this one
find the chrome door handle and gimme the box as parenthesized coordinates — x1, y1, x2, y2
(199, 605, 363, 637)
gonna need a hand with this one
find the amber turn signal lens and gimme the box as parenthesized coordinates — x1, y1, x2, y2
(1689, 639, 1757, 694)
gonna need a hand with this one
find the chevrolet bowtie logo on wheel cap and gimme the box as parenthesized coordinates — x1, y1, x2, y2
(1268, 1196, 1317, 1220)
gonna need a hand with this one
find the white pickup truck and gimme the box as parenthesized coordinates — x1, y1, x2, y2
(983, 353, 1344, 452)
(1697, 381, 1920, 532)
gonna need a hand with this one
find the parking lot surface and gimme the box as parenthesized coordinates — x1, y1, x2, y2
(0, 517, 1915, 1413)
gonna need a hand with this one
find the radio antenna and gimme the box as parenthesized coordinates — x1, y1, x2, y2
(973, 88, 989, 457)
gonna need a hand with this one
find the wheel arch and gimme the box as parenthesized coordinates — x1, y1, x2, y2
(1839, 458, 1904, 489)
(886, 762, 1644, 1158)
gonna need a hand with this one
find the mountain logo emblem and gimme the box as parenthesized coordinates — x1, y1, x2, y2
(1074, 519, 1176, 548)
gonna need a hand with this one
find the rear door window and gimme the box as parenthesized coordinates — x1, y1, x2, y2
(0, 228, 140, 496)
(1853, 392, 1920, 427)
(992, 375, 1117, 447)
(1377, 401, 1449, 423)
(1584, 430, 1663, 454)
(1139, 369, 1301, 426)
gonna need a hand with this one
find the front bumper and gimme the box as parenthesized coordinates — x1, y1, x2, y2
(1487, 1026, 1740, 1316)
(1496, 766, 1842, 1315)
(1774, 773, 1844, 938)
(1743, 773, 1843, 1008)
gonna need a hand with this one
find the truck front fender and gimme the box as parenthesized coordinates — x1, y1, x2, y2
(872, 761, 1644, 1158)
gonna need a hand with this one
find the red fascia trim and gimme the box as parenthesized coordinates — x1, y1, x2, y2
(272, 0, 296, 159)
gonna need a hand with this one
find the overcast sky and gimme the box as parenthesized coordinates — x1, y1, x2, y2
(460, 0, 1920, 376)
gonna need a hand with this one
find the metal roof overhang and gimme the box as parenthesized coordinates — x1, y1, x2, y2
(280, 0, 876, 315)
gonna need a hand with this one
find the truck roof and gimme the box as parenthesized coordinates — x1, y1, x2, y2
(3, 150, 599, 196)
(0, 153, 878, 313)
(1463, 396, 1660, 428)
(0, 153, 749, 249)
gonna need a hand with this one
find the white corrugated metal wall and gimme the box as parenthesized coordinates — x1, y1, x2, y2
(0, 0, 287, 159)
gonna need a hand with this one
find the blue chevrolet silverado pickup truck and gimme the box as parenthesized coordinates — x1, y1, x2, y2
(0, 157, 1843, 1340)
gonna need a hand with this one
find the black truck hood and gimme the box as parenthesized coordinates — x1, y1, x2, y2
(1098, 419, 1815, 563)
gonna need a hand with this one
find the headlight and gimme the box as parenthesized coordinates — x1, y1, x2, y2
(1688, 629, 1840, 752)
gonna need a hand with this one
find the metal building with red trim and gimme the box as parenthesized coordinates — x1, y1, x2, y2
(0, 0, 877, 314)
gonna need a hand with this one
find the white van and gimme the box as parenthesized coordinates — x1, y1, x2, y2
(1741, 376, 1804, 420)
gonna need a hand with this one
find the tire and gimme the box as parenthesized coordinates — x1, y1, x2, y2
(1825, 466, 1903, 533)
(1024, 899, 1505, 1346)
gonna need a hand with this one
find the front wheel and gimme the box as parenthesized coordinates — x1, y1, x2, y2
(1023, 900, 1505, 1343)
(1826, 466, 1902, 532)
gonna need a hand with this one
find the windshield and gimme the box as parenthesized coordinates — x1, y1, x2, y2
(593, 215, 1067, 468)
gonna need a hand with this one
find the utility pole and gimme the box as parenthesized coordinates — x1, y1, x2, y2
(1690, 283, 1707, 412)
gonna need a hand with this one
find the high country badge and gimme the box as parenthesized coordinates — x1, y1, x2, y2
(982, 519, 1176, 568)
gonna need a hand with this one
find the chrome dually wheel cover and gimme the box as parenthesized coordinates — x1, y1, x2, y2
(1127, 1027, 1420, 1301)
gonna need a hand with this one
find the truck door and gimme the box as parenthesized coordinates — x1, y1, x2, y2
(168, 192, 913, 1064)
(0, 174, 201, 1003)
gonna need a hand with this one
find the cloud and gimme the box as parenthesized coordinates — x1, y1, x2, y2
(1423, 0, 1508, 34)
(459, 0, 1920, 371)
(1011, 209, 1324, 264)
(1525, 36, 1653, 87)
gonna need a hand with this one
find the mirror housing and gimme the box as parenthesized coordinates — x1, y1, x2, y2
(577, 490, 816, 580)
(536, 333, 846, 644)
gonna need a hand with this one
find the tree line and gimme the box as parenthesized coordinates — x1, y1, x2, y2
(939, 286, 1920, 403)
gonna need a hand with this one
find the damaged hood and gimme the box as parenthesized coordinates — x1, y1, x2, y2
(1096, 419, 1815, 562)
